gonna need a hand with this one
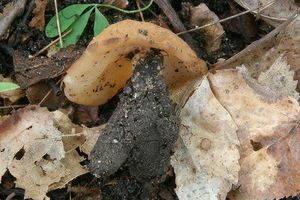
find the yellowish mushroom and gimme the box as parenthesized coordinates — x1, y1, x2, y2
(63, 20, 207, 106)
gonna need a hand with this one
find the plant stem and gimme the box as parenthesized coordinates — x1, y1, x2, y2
(54, 0, 63, 47)
(95, 0, 154, 14)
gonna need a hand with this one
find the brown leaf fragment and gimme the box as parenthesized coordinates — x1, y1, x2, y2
(171, 77, 240, 200)
(228, 125, 300, 200)
(208, 67, 300, 200)
(29, 0, 48, 31)
(49, 150, 87, 190)
(0, 106, 103, 199)
(0, 106, 65, 200)
(26, 82, 67, 110)
(213, 12, 300, 74)
(14, 46, 84, 88)
(222, 1, 257, 39)
(190, 3, 224, 52)
(239, 56, 299, 101)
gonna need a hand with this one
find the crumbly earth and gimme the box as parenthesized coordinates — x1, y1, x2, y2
(88, 51, 180, 184)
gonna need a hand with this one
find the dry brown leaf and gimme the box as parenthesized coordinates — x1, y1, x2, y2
(228, 128, 300, 200)
(0, 106, 103, 199)
(29, 0, 48, 31)
(208, 65, 300, 199)
(50, 110, 103, 189)
(0, 106, 65, 200)
(234, 0, 298, 26)
(215, 15, 300, 93)
(190, 3, 224, 52)
(53, 110, 86, 152)
(49, 150, 87, 190)
(171, 77, 240, 200)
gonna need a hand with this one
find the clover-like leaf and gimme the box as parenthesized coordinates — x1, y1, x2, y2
(45, 4, 92, 38)
(93, 8, 109, 36)
(62, 8, 94, 47)
(0, 82, 20, 92)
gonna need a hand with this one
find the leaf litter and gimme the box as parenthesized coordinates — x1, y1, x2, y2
(0, 106, 103, 199)
(1, 1, 300, 199)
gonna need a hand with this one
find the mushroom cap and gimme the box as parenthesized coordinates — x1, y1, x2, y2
(63, 20, 207, 105)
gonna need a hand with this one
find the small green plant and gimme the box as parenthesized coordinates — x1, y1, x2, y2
(0, 82, 20, 92)
(45, 0, 154, 47)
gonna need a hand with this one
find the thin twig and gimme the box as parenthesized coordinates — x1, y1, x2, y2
(239, 0, 286, 22)
(30, 29, 72, 58)
(136, 0, 145, 21)
(54, 0, 63, 47)
(212, 9, 300, 71)
(139, 0, 158, 18)
(177, 0, 276, 36)
(38, 77, 63, 106)
(0, 104, 27, 109)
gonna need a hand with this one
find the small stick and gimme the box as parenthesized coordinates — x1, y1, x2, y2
(47, 80, 62, 96)
(212, 9, 300, 71)
(177, 0, 276, 36)
(136, 0, 145, 21)
(30, 29, 72, 58)
(38, 77, 63, 106)
(54, 0, 63, 47)
(0, 104, 27, 109)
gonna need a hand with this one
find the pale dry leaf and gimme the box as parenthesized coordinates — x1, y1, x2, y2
(228, 127, 300, 200)
(171, 77, 240, 200)
(0, 106, 103, 199)
(190, 3, 224, 52)
(50, 110, 103, 189)
(0, 106, 65, 200)
(52, 110, 104, 154)
(0, 75, 25, 103)
(29, 0, 48, 31)
(234, 0, 298, 27)
(238, 56, 299, 101)
(214, 15, 300, 94)
(53, 110, 86, 152)
(80, 125, 105, 155)
(257, 56, 298, 100)
(208, 67, 300, 200)
(49, 150, 88, 190)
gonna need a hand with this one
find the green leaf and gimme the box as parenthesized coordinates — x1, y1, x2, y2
(0, 82, 20, 92)
(62, 8, 94, 47)
(45, 4, 92, 38)
(93, 8, 109, 37)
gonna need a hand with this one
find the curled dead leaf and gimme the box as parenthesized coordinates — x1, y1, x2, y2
(190, 3, 224, 52)
(29, 0, 49, 31)
(208, 64, 300, 199)
(171, 77, 240, 200)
